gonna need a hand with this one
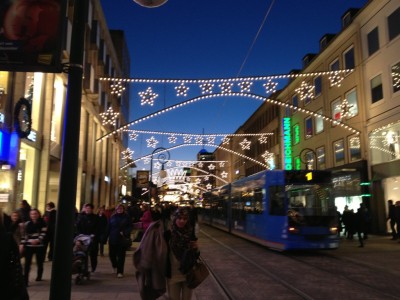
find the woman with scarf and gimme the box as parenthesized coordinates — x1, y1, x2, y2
(165, 208, 199, 300)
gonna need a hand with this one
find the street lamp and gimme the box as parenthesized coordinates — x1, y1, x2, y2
(300, 148, 317, 170)
(133, 0, 168, 8)
(149, 147, 170, 202)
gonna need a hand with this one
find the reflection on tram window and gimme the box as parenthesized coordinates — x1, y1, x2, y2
(269, 185, 285, 216)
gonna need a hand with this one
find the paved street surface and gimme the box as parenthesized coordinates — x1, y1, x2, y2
(26, 232, 400, 300)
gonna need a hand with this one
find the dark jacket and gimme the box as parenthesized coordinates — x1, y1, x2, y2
(107, 213, 132, 245)
(76, 213, 99, 237)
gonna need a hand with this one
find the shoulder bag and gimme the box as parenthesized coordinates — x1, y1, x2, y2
(186, 258, 210, 289)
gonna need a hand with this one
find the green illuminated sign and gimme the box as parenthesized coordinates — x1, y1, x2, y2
(283, 117, 292, 170)
(294, 124, 300, 144)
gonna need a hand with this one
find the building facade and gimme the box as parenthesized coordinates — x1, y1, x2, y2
(0, 0, 130, 214)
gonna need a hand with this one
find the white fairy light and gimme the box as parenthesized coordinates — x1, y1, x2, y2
(258, 135, 268, 144)
(110, 81, 126, 97)
(100, 107, 119, 127)
(195, 136, 204, 144)
(219, 82, 233, 94)
(219, 161, 225, 167)
(295, 81, 314, 101)
(392, 66, 400, 88)
(207, 136, 216, 144)
(121, 148, 134, 160)
(239, 138, 251, 150)
(349, 137, 360, 149)
(208, 164, 216, 171)
(146, 136, 159, 148)
(168, 135, 177, 144)
(238, 81, 253, 93)
(197, 162, 204, 168)
(221, 137, 230, 145)
(338, 98, 354, 119)
(329, 72, 344, 87)
(206, 183, 212, 190)
(154, 162, 162, 169)
(175, 83, 190, 97)
(220, 171, 228, 178)
(129, 131, 139, 141)
(200, 83, 214, 94)
(183, 135, 192, 143)
(263, 79, 278, 94)
(143, 157, 151, 164)
(195, 178, 202, 185)
(139, 87, 158, 106)
(204, 176, 209, 181)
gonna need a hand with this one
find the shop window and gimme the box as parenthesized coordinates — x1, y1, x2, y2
(367, 27, 379, 56)
(345, 88, 359, 118)
(0, 72, 9, 112)
(315, 108, 324, 134)
(369, 124, 400, 165)
(316, 147, 325, 169)
(305, 151, 315, 170)
(305, 117, 313, 139)
(370, 74, 383, 103)
(391, 61, 400, 93)
(388, 7, 400, 41)
(349, 136, 361, 161)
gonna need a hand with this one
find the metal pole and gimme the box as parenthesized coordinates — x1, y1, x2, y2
(49, 0, 87, 299)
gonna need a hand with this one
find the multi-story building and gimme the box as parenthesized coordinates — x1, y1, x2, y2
(0, 0, 130, 213)
(211, 0, 400, 234)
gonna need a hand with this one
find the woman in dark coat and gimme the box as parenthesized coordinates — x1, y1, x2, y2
(107, 204, 132, 278)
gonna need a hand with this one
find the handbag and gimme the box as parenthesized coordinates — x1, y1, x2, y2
(186, 259, 210, 289)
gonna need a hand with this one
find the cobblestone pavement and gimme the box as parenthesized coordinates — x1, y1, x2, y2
(26, 232, 400, 300)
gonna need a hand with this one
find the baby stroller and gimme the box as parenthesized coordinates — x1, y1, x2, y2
(72, 234, 92, 284)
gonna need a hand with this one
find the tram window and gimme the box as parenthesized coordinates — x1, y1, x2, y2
(269, 185, 285, 216)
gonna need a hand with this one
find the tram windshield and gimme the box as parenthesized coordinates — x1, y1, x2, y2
(286, 184, 336, 226)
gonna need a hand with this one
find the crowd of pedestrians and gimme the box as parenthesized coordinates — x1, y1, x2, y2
(1, 198, 200, 299)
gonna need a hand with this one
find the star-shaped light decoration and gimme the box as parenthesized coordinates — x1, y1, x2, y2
(175, 83, 190, 97)
(168, 135, 177, 144)
(295, 81, 315, 101)
(219, 82, 233, 94)
(220, 171, 228, 178)
(206, 183, 212, 190)
(121, 148, 134, 160)
(338, 98, 354, 119)
(392, 65, 400, 89)
(100, 107, 119, 127)
(200, 83, 214, 94)
(204, 176, 209, 181)
(221, 137, 230, 145)
(208, 164, 216, 170)
(110, 81, 126, 97)
(146, 136, 159, 148)
(139, 87, 158, 106)
(166, 161, 173, 167)
(329, 72, 344, 88)
(195, 178, 202, 185)
(143, 157, 151, 164)
(263, 79, 278, 94)
(129, 131, 139, 141)
(262, 150, 274, 163)
(195, 136, 204, 144)
(349, 137, 360, 149)
(207, 136, 216, 144)
(238, 81, 253, 93)
(219, 162, 225, 167)
(197, 162, 204, 168)
(154, 161, 162, 169)
(183, 135, 192, 144)
(258, 135, 268, 144)
(239, 138, 251, 150)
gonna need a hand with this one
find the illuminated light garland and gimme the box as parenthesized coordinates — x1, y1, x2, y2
(222, 137, 230, 145)
(168, 135, 177, 144)
(238, 81, 253, 93)
(220, 171, 228, 178)
(195, 136, 203, 144)
(146, 136, 159, 148)
(208, 164, 216, 170)
(204, 176, 209, 181)
(121, 148, 134, 160)
(263, 79, 278, 94)
(200, 83, 214, 94)
(110, 81, 126, 97)
(120, 143, 267, 170)
(139, 87, 158, 106)
(219, 82, 233, 93)
(175, 83, 189, 97)
(207, 136, 216, 144)
(258, 135, 268, 144)
(349, 137, 360, 149)
(239, 138, 251, 150)
(100, 107, 119, 127)
(370, 146, 398, 158)
(370, 121, 400, 134)
(99, 93, 360, 143)
(295, 81, 315, 101)
(183, 135, 192, 143)
(126, 129, 272, 138)
(206, 183, 212, 190)
(219, 161, 225, 167)
(392, 67, 400, 88)
(336, 98, 354, 120)
(329, 72, 344, 87)
(261, 150, 275, 170)
(99, 70, 353, 84)
(129, 131, 139, 141)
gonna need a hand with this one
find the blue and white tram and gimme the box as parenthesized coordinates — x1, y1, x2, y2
(202, 170, 339, 251)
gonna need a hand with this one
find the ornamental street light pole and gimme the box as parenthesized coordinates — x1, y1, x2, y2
(299, 148, 317, 170)
(149, 147, 170, 202)
(49, 0, 87, 299)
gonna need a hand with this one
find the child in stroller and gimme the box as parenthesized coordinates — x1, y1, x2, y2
(72, 234, 92, 284)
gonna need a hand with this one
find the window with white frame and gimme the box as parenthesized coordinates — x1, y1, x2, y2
(305, 116, 313, 139)
(349, 136, 361, 161)
(370, 74, 383, 103)
(367, 27, 379, 56)
(334, 139, 345, 165)
(330, 59, 339, 71)
(345, 88, 358, 118)
(391, 61, 400, 93)
(316, 147, 325, 169)
(315, 108, 324, 134)
(343, 46, 355, 73)
(331, 98, 342, 122)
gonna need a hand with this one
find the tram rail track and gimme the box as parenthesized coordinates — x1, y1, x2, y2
(196, 225, 400, 300)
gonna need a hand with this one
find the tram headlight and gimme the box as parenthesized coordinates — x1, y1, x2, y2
(330, 227, 338, 235)
(288, 226, 299, 234)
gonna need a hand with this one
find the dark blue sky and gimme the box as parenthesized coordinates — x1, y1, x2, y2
(100, 0, 368, 169)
